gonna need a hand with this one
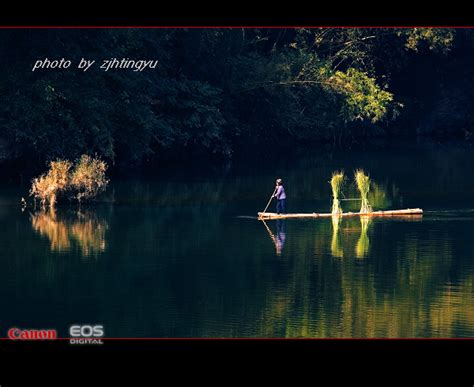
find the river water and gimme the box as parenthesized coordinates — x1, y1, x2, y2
(1, 143, 474, 338)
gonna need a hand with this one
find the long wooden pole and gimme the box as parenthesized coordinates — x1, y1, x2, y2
(262, 187, 277, 214)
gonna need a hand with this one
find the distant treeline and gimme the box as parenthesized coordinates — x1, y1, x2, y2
(0, 28, 472, 172)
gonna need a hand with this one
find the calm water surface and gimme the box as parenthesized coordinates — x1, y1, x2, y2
(2, 144, 474, 338)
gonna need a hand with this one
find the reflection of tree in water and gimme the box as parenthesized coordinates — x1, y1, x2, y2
(344, 181, 400, 212)
(30, 208, 107, 256)
(251, 214, 474, 338)
(429, 278, 474, 337)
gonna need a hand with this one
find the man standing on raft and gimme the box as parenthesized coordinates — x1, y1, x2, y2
(274, 178, 286, 214)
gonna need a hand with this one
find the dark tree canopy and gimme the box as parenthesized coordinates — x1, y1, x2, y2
(0, 28, 469, 172)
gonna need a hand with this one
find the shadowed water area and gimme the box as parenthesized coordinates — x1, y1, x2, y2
(1, 143, 474, 338)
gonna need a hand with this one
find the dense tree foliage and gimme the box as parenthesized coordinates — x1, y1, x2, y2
(0, 28, 470, 172)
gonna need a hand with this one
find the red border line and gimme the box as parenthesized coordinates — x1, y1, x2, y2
(1, 337, 474, 340)
(0, 26, 474, 29)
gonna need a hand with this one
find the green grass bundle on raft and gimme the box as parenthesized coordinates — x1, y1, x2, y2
(330, 171, 345, 215)
(354, 169, 372, 214)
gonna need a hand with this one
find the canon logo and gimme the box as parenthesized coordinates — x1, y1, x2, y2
(8, 327, 57, 340)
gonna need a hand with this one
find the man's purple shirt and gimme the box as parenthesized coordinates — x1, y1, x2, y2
(275, 185, 286, 200)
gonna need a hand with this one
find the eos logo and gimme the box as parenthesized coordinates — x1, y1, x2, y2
(69, 325, 104, 345)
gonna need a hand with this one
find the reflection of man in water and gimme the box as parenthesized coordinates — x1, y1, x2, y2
(275, 219, 286, 255)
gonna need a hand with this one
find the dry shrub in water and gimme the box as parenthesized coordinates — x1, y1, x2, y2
(70, 155, 109, 203)
(30, 160, 72, 208)
(30, 155, 109, 208)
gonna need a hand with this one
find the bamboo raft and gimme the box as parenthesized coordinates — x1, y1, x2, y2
(258, 208, 423, 220)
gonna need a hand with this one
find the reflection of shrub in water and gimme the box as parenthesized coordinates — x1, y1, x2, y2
(30, 208, 71, 252)
(355, 216, 371, 258)
(331, 215, 344, 258)
(70, 211, 107, 256)
(30, 209, 107, 256)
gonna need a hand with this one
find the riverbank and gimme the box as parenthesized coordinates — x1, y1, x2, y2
(1, 133, 474, 183)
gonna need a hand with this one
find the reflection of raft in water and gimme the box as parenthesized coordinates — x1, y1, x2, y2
(258, 208, 423, 220)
